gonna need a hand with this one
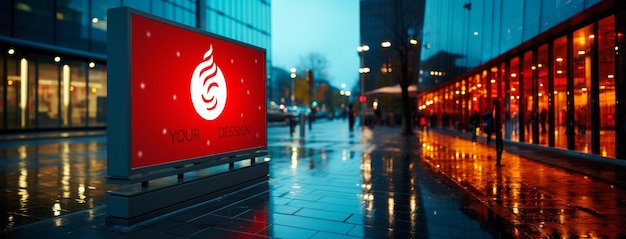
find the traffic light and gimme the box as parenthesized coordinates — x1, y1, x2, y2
(359, 95, 367, 103)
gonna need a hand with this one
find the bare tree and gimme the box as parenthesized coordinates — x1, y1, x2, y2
(297, 52, 330, 105)
(382, 0, 425, 135)
(298, 52, 329, 75)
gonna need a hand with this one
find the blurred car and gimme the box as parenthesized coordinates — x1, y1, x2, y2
(267, 101, 288, 122)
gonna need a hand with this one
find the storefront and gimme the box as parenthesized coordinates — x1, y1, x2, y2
(1, 45, 107, 131)
(418, 1, 626, 160)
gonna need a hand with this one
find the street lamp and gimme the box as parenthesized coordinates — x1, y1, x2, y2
(357, 45, 369, 128)
(290, 68, 296, 105)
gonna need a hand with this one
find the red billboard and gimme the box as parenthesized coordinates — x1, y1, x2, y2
(108, 9, 266, 174)
(130, 14, 267, 169)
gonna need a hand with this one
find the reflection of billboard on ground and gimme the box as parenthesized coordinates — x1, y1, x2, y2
(107, 7, 267, 181)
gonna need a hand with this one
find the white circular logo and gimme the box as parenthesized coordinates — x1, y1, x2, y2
(190, 46, 227, 120)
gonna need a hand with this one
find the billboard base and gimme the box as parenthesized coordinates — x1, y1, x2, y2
(105, 161, 269, 227)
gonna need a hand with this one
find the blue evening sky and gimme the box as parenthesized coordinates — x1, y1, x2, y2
(271, 0, 360, 90)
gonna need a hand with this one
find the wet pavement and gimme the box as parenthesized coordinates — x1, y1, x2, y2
(0, 119, 625, 238)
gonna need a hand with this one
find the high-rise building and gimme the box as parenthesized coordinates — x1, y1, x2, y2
(359, 0, 426, 94)
(0, 0, 271, 132)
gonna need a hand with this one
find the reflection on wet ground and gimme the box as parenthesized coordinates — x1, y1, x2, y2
(419, 131, 626, 238)
(1, 120, 625, 238)
(0, 136, 118, 229)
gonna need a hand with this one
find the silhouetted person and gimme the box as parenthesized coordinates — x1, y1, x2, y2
(430, 113, 437, 128)
(348, 104, 356, 131)
(470, 111, 480, 142)
(374, 107, 382, 126)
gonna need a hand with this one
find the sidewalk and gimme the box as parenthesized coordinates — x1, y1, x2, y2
(417, 127, 626, 238)
(1, 120, 625, 238)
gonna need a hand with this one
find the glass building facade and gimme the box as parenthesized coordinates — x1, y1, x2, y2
(0, 0, 271, 132)
(417, 0, 626, 160)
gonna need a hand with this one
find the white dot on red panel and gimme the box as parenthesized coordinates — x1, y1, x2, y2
(241, 79, 244, 83)
(176, 51, 180, 57)
(255, 59, 258, 63)
(258, 106, 261, 110)
(173, 94, 177, 101)
(247, 90, 250, 95)
(206, 140, 211, 146)
(140, 82, 146, 89)
(241, 113, 244, 118)
(231, 59, 234, 64)
(137, 151, 143, 158)
(146, 31, 151, 38)
(162, 128, 167, 135)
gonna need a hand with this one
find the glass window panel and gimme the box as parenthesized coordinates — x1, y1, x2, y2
(537, 44, 549, 145)
(500, 1, 523, 52)
(585, 0, 601, 8)
(558, 0, 585, 21)
(38, 55, 59, 128)
(27, 54, 36, 128)
(498, 63, 507, 137)
(553, 36, 568, 150)
(14, 0, 54, 44)
(598, 16, 616, 158)
(523, 51, 534, 143)
(88, 63, 107, 126)
(67, 61, 87, 127)
(0, 0, 10, 36)
(509, 57, 520, 142)
(523, 0, 540, 41)
(153, 0, 165, 18)
(56, 0, 89, 50)
(540, 0, 558, 32)
(91, 0, 118, 54)
(5, 54, 22, 130)
(572, 24, 593, 154)
(123, 0, 150, 12)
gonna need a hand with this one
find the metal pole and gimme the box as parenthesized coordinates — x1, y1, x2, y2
(360, 52, 365, 129)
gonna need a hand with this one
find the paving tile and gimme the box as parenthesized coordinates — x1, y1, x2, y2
(270, 213, 356, 235)
(285, 199, 328, 210)
(269, 204, 301, 215)
(294, 208, 352, 222)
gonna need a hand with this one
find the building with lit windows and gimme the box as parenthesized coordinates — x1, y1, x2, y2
(0, 0, 271, 132)
(417, 0, 626, 160)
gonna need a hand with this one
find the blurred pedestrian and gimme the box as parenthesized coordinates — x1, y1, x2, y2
(348, 104, 356, 131)
(430, 113, 437, 128)
(419, 114, 427, 132)
(470, 111, 480, 142)
(375, 107, 382, 126)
